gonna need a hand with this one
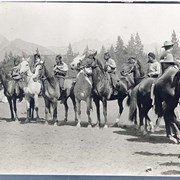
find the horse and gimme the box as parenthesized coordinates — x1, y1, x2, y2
(121, 58, 166, 134)
(35, 60, 77, 125)
(78, 56, 129, 128)
(19, 57, 41, 123)
(70, 54, 93, 127)
(0, 68, 26, 121)
(154, 66, 180, 143)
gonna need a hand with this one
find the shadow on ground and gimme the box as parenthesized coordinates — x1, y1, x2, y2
(134, 151, 180, 157)
(161, 170, 180, 175)
(113, 125, 173, 144)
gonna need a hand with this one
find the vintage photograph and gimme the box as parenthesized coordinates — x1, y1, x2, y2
(0, 1, 180, 176)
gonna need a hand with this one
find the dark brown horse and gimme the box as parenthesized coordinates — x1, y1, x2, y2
(154, 66, 180, 143)
(78, 56, 129, 128)
(120, 60, 146, 127)
(0, 68, 34, 121)
(35, 61, 77, 125)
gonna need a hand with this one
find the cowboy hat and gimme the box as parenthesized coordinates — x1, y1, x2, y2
(162, 41, 174, 48)
(160, 53, 176, 63)
(86, 50, 97, 57)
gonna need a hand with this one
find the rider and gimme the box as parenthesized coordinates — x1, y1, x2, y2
(147, 52, 161, 78)
(160, 41, 178, 73)
(34, 49, 41, 69)
(146, 52, 161, 104)
(84, 49, 97, 76)
(11, 57, 24, 101)
(104, 52, 119, 98)
(53, 54, 68, 103)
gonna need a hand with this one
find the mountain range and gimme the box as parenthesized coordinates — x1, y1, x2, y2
(0, 34, 161, 61)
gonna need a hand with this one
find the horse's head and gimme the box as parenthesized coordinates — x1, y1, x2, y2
(19, 57, 31, 75)
(34, 60, 45, 79)
(121, 61, 137, 76)
(70, 54, 86, 70)
(121, 59, 144, 77)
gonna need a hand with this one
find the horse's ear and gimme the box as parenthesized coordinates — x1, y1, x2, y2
(26, 57, 31, 62)
(82, 54, 86, 60)
(40, 60, 45, 65)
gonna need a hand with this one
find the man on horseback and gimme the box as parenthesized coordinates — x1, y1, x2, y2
(104, 52, 119, 98)
(11, 57, 24, 101)
(53, 54, 68, 103)
(160, 41, 178, 73)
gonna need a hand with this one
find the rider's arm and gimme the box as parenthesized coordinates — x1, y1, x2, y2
(106, 59, 116, 69)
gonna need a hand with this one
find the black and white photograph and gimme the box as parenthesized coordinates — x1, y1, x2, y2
(0, 1, 180, 177)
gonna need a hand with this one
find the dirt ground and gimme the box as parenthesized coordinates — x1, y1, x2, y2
(0, 97, 179, 176)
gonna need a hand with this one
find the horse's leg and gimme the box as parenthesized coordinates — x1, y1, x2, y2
(164, 107, 178, 143)
(7, 97, 14, 121)
(137, 100, 146, 135)
(63, 100, 68, 122)
(44, 98, 51, 125)
(25, 97, 31, 123)
(94, 98, 101, 128)
(102, 98, 108, 128)
(115, 96, 125, 127)
(30, 98, 35, 120)
(12, 96, 18, 122)
(144, 99, 154, 133)
(76, 100, 81, 127)
(53, 101, 58, 126)
(87, 97, 92, 128)
(70, 94, 78, 122)
(34, 94, 39, 120)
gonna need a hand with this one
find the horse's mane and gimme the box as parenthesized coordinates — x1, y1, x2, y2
(136, 59, 144, 77)
(44, 65, 57, 88)
(0, 68, 11, 80)
(95, 58, 105, 73)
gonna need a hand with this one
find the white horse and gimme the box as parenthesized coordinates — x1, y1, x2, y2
(19, 57, 42, 123)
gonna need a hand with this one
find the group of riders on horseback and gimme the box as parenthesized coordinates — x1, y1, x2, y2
(2, 39, 180, 143)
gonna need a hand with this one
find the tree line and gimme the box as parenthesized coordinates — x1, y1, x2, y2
(1, 30, 180, 77)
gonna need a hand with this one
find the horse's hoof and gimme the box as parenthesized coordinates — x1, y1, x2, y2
(24, 119, 30, 123)
(44, 121, 48, 126)
(87, 124, 93, 128)
(133, 124, 139, 130)
(154, 125, 160, 131)
(75, 118, 78, 123)
(168, 136, 178, 144)
(64, 118, 68, 122)
(54, 122, 58, 126)
(150, 128, 155, 133)
(104, 124, 108, 128)
(76, 123, 81, 128)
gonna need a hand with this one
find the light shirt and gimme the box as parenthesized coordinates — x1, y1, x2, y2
(147, 60, 161, 77)
(105, 58, 116, 72)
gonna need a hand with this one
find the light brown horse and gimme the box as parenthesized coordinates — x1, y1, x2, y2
(70, 54, 93, 127)
(35, 61, 77, 125)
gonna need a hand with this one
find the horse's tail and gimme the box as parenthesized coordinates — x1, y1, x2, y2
(126, 90, 131, 107)
(128, 85, 139, 121)
(153, 85, 163, 118)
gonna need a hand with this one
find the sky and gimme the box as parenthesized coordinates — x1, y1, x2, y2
(0, 2, 180, 47)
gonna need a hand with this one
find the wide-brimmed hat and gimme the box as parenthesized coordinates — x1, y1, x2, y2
(86, 50, 97, 57)
(104, 52, 110, 57)
(162, 41, 174, 48)
(160, 53, 176, 63)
